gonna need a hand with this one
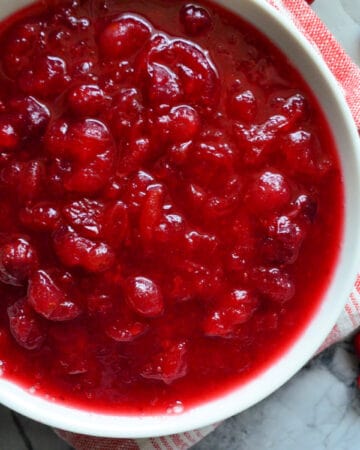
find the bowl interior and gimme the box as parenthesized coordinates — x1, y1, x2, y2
(0, 0, 359, 438)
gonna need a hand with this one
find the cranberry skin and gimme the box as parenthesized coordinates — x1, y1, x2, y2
(2, 22, 43, 78)
(227, 89, 257, 122)
(262, 215, 306, 264)
(280, 94, 307, 128)
(154, 213, 186, 245)
(234, 115, 288, 165)
(45, 119, 114, 194)
(245, 171, 291, 214)
(0, 118, 19, 149)
(1, 159, 44, 201)
(103, 201, 129, 248)
(87, 294, 113, 316)
(99, 16, 151, 59)
(7, 298, 45, 350)
(137, 38, 219, 108)
(63, 198, 105, 239)
(204, 289, 259, 337)
(20, 202, 60, 231)
(141, 341, 188, 384)
(0, 237, 38, 286)
(251, 267, 295, 304)
(28, 270, 81, 321)
(68, 84, 107, 116)
(292, 194, 318, 223)
(282, 130, 317, 175)
(65, 148, 114, 194)
(125, 276, 164, 318)
(45, 118, 111, 162)
(139, 183, 164, 242)
(168, 40, 219, 107)
(53, 225, 115, 273)
(9, 96, 50, 137)
(160, 105, 200, 144)
(105, 317, 148, 342)
(146, 63, 182, 106)
(18, 55, 69, 98)
(108, 87, 143, 139)
(180, 4, 212, 36)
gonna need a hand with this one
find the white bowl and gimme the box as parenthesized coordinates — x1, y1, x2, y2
(0, 0, 359, 438)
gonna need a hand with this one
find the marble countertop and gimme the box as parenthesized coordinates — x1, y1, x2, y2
(0, 0, 359, 449)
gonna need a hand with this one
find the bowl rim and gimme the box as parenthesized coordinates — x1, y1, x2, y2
(0, 0, 360, 438)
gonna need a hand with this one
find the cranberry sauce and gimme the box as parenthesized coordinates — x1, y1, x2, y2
(0, 0, 343, 414)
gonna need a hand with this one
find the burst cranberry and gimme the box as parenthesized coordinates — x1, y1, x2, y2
(18, 55, 69, 98)
(180, 4, 212, 36)
(279, 94, 308, 127)
(204, 289, 259, 337)
(125, 276, 164, 317)
(45, 118, 111, 162)
(234, 115, 288, 165)
(53, 225, 115, 273)
(1, 159, 44, 201)
(63, 198, 105, 239)
(262, 215, 306, 264)
(28, 270, 81, 321)
(7, 298, 45, 350)
(99, 15, 151, 59)
(20, 202, 60, 231)
(0, 237, 38, 286)
(2, 22, 43, 77)
(282, 130, 317, 174)
(292, 194, 318, 223)
(227, 89, 257, 122)
(146, 63, 182, 106)
(141, 341, 188, 384)
(139, 184, 164, 242)
(105, 317, 148, 342)
(64, 148, 114, 194)
(163, 105, 200, 143)
(103, 201, 129, 247)
(9, 95, 50, 136)
(251, 267, 295, 303)
(108, 87, 143, 139)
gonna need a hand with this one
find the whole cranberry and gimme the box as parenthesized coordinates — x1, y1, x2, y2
(99, 15, 151, 59)
(180, 4, 212, 36)
(67, 84, 107, 116)
(125, 276, 164, 318)
(0, 237, 38, 286)
(245, 171, 291, 215)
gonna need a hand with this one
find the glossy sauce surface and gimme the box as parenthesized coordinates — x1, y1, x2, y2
(0, 0, 343, 414)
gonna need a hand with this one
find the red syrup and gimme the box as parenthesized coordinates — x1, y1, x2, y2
(0, 0, 343, 414)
